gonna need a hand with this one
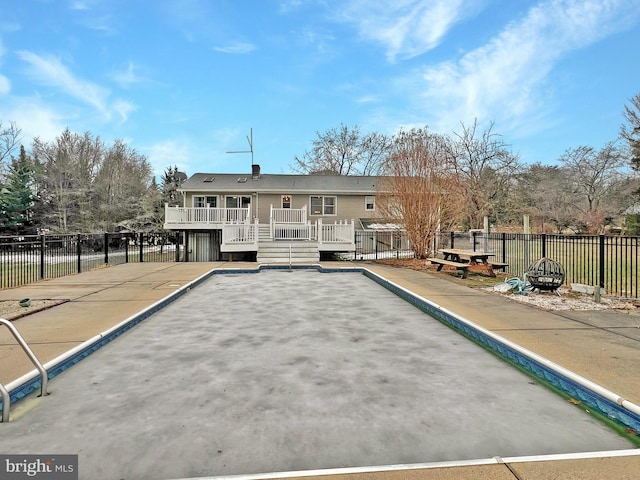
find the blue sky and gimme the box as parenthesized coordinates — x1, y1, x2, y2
(1, 0, 639, 178)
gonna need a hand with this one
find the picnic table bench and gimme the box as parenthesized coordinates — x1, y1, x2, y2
(427, 257, 470, 278)
(488, 261, 509, 271)
(438, 248, 498, 277)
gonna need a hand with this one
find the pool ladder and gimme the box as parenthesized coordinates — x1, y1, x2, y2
(0, 318, 49, 422)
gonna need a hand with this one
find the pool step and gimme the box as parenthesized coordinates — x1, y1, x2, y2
(256, 241, 320, 263)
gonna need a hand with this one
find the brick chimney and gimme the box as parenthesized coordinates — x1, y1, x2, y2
(252, 164, 261, 179)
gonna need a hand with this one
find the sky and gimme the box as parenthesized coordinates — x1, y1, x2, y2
(0, 0, 639, 179)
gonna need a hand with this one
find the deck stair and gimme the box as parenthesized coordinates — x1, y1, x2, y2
(256, 241, 319, 264)
(258, 224, 272, 242)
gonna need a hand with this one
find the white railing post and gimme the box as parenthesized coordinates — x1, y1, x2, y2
(317, 218, 323, 245)
(270, 204, 274, 240)
(254, 218, 259, 246)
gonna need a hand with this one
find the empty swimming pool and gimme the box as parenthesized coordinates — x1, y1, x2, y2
(0, 268, 634, 479)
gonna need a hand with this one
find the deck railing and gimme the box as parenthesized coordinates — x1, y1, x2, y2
(270, 205, 307, 224)
(318, 219, 354, 244)
(273, 223, 313, 241)
(222, 223, 258, 245)
(164, 205, 250, 225)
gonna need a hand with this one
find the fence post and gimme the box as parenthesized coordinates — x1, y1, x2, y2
(40, 235, 45, 279)
(541, 233, 546, 259)
(501, 233, 506, 263)
(125, 234, 129, 263)
(374, 231, 378, 259)
(104, 232, 109, 265)
(77, 234, 82, 273)
(139, 232, 144, 263)
(599, 234, 605, 291)
(450, 231, 455, 249)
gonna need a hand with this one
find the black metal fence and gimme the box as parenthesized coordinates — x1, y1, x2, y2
(0, 232, 182, 289)
(352, 230, 640, 298)
(3, 230, 639, 298)
(353, 230, 415, 261)
(435, 231, 640, 298)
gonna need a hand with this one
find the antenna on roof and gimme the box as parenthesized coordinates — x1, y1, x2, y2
(227, 128, 254, 166)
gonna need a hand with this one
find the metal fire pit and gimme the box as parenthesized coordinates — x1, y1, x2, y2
(526, 258, 565, 292)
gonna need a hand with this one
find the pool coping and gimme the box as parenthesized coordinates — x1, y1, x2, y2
(170, 448, 640, 480)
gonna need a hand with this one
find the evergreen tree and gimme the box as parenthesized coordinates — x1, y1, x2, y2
(160, 166, 185, 205)
(0, 146, 39, 233)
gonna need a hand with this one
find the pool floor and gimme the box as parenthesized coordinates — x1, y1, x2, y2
(0, 269, 633, 479)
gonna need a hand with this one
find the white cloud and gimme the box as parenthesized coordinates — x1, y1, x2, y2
(70, 1, 90, 11)
(336, 0, 476, 61)
(17, 50, 111, 115)
(113, 61, 143, 88)
(0, 97, 67, 143)
(16, 50, 136, 124)
(278, 0, 304, 14)
(113, 99, 137, 123)
(0, 75, 9, 95)
(356, 95, 379, 104)
(144, 139, 193, 178)
(0, 22, 21, 34)
(0, 36, 13, 93)
(415, 0, 640, 135)
(213, 42, 257, 54)
(143, 128, 250, 177)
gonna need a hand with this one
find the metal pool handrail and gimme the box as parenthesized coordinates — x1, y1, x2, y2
(0, 318, 49, 422)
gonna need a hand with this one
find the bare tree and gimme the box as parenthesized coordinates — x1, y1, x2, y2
(377, 127, 465, 259)
(516, 163, 577, 233)
(559, 142, 629, 233)
(0, 121, 22, 175)
(32, 129, 104, 232)
(94, 139, 153, 231)
(292, 124, 391, 175)
(620, 93, 640, 171)
(446, 120, 521, 229)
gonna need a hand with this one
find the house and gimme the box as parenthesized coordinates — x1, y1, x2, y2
(163, 165, 384, 262)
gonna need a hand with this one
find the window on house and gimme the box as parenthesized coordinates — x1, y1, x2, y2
(193, 196, 217, 207)
(225, 195, 251, 209)
(310, 196, 337, 215)
(365, 196, 375, 211)
(282, 195, 291, 209)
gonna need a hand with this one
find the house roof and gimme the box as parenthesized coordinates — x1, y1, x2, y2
(179, 173, 385, 195)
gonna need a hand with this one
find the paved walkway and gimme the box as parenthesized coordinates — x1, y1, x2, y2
(0, 261, 638, 479)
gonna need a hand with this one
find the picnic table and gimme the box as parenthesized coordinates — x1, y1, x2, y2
(436, 248, 497, 277)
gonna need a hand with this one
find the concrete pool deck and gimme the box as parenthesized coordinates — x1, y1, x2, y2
(0, 261, 639, 479)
